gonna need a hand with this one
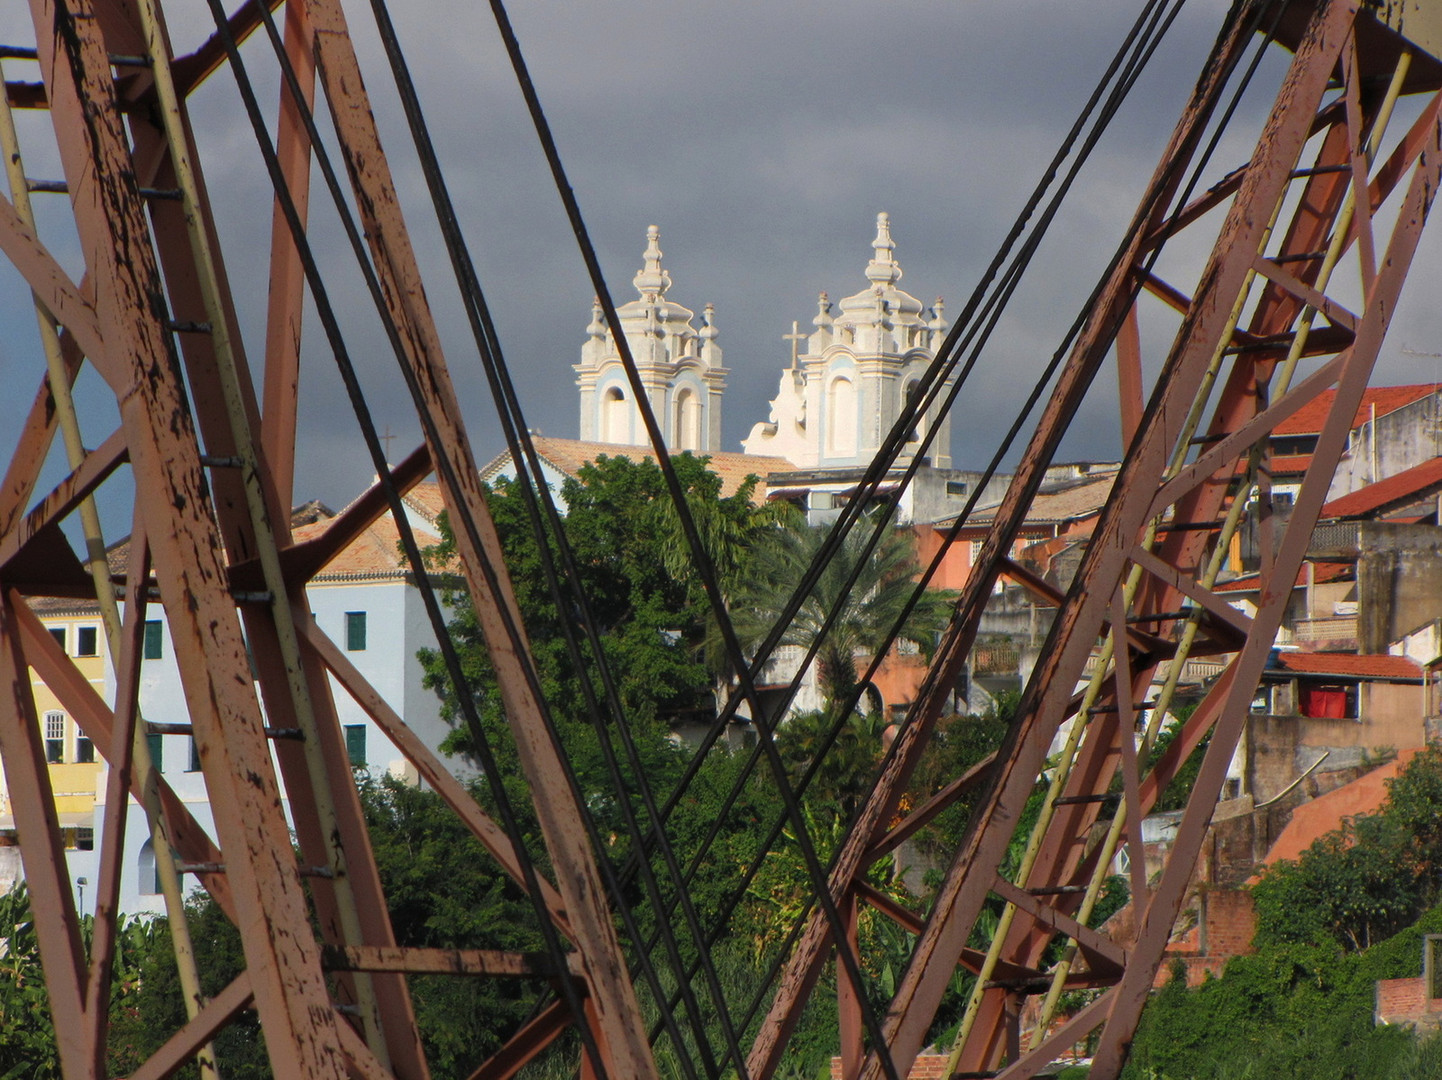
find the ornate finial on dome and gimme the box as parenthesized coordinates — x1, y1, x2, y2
(587, 297, 607, 339)
(633, 224, 671, 299)
(810, 292, 834, 354)
(929, 297, 947, 332)
(865, 211, 901, 286)
(699, 302, 721, 366)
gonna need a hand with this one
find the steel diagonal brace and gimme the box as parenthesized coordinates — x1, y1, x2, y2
(298, 1, 656, 1072)
(29, 2, 349, 1072)
(11, 589, 235, 911)
(300, 620, 577, 939)
(748, 10, 1259, 1072)
(862, 6, 1356, 1075)
(124, 974, 255, 1080)
(1126, 545, 1253, 639)
(1148, 349, 1349, 516)
(0, 427, 127, 574)
(0, 196, 111, 384)
(0, 595, 90, 1073)
(1091, 67, 1442, 1078)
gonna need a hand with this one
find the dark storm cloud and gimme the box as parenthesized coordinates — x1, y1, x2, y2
(5, 0, 1442, 523)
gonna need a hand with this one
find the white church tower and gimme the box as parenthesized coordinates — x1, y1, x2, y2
(575, 226, 727, 452)
(743, 213, 952, 469)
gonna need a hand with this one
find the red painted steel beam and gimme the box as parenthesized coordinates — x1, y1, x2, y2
(465, 1000, 575, 1080)
(300, 619, 579, 936)
(0, 594, 91, 1075)
(748, 8, 1260, 1074)
(259, 0, 316, 520)
(27, 2, 349, 1075)
(901, 8, 1358, 1075)
(300, 0, 658, 1072)
(125, 974, 255, 1080)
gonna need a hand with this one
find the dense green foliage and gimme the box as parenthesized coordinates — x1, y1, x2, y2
(1122, 919, 1439, 1080)
(0, 884, 234, 1079)
(722, 518, 955, 712)
(422, 453, 784, 752)
(1252, 745, 1442, 951)
(1124, 747, 1442, 1079)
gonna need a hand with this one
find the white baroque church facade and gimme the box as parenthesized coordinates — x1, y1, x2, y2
(575, 225, 727, 454)
(562, 215, 1011, 528)
(742, 212, 954, 472)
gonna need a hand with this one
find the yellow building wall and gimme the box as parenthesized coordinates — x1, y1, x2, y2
(1, 612, 107, 830)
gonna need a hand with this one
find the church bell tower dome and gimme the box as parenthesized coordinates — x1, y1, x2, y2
(575, 226, 727, 452)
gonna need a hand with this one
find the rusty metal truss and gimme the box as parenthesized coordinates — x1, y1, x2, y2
(0, 0, 1440, 1078)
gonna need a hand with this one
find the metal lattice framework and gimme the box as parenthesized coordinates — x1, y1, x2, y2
(0, 1, 1440, 1078)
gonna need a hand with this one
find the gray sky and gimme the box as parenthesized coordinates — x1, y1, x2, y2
(5, 0, 1442, 529)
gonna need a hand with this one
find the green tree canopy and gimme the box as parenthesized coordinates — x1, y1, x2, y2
(1252, 745, 1442, 951)
(420, 453, 784, 821)
(721, 516, 956, 714)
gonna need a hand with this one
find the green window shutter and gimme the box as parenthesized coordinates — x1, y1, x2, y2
(143, 621, 163, 660)
(345, 612, 367, 652)
(146, 732, 163, 773)
(345, 724, 367, 767)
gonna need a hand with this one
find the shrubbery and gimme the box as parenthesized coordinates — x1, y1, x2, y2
(1124, 746, 1442, 1079)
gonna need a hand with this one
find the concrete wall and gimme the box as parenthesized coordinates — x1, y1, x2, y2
(1356, 523, 1442, 649)
(1331, 391, 1442, 499)
(1294, 681, 1426, 752)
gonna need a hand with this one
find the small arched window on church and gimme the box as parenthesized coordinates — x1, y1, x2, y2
(903, 379, 925, 444)
(602, 386, 628, 444)
(827, 376, 857, 456)
(674, 388, 700, 452)
(138, 839, 160, 895)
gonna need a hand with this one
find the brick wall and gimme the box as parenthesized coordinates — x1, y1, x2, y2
(1377, 978, 1427, 1024)
(1201, 889, 1256, 958)
(830, 1054, 952, 1079)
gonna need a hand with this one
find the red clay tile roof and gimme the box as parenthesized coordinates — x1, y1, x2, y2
(401, 484, 447, 527)
(1231, 453, 1314, 479)
(1272, 384, 1440, 436)
(478, 437, 795, 503)
(290, 514, 439, 580)
(1264, 453, 1314, 476)
(960, 471, 1119, 529)
(1320, 456, 1442, 520)
(1214, 559, 1352, 593)
(1271, 651, 1422, 680)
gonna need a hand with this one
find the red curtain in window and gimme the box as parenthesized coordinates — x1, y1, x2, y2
(1299, 685, 1348, 718)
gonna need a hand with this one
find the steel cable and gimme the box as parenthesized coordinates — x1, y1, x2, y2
(363, 0, 749, 1069)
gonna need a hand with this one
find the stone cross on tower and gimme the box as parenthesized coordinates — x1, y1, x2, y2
(783, 321, 807, 370)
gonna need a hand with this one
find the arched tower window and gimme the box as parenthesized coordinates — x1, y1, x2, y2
(903, 379, 925, 443)
(674, 388, 700, 451)
(827, 376, 856, 456)
(602, 387, 628, 444)
(138, 840, 160, 895)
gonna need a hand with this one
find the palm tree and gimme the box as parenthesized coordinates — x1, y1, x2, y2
(722, 517, 955, 716)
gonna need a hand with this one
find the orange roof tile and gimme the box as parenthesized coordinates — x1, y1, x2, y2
(1256, 750, 1421, 874)
(401, 484, 447, 527)
(1231, 453, 1314, 479)
(291, 514, 439, 580)
(1271, 651, 1422, 680)
(1320, 456, 1442, 520)
(1272, 384, 1440, 436)
(1214, 559, 1352, 593)
(959, 471, 1119, 530)
(479, 437, 795, 502)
